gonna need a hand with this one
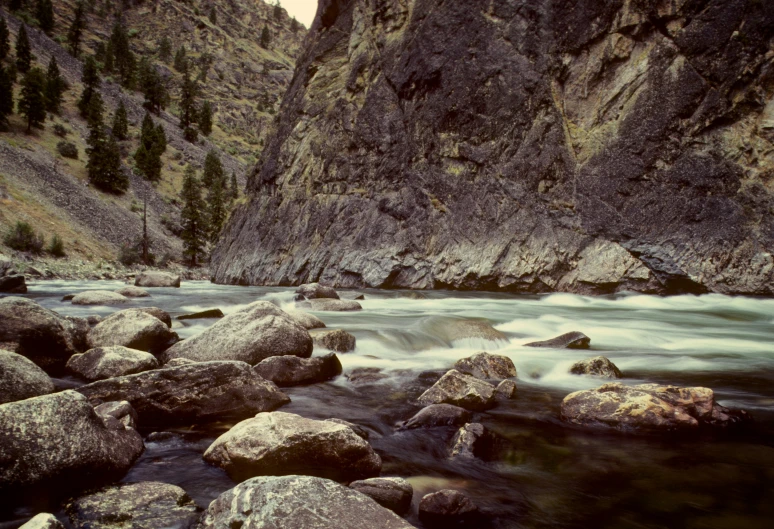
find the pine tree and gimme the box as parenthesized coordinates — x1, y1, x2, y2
(138, 56, 168, 114)
(18, 67, 46, 132)
(87, 99, 128, 194)
(112, 101, 128, 140)
(0, 17, 10, 61)
(85, 91, 105, 131)
(15, 24, 32, 74)
(134, 112, 166, 181)
(202, 150, 224, 188)
(44, 56, 67, 114)
(260, 26, 271, 48)
(290, 17, 300, 33)
(208, 7, 217, 25)
(230, 171, 239, 201)
(36, 0, 55, 36)
(67, 1, 86, 57)
(207, 173, 227, 242)
(158, 37, 172, 63)
(9, 0, 22, 12)
(77, 56, 100, 117)
(199, 100, 213, 136)
(274, 2, 283, 22)
(180, 165, 208, 267)
(173, 46, 187, 73)
(0, 66, 14, 131)
(179, 73, 199, 142)
(109, 20, 135, 88)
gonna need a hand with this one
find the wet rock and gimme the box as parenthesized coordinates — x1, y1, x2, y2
(66, 481, 200, 529)
(66, 346, 160, 381)
(0, 349, 55, 404)
(0, 390, 143, 491)
(61, 294, 75, 301)
(284, 309, 326, 329)
(495, 379, 518, 400)
(561, 383, 752, 432)
(203, 411, 382, 482)
(525, 331, 590, 349)
(87, 309, 178, 354)
(448, 423, 495, 460)
(0, 274, 26, 293)
(254, 353, 342, 386)
(570, 356, 622, 378)
(163, 301, 312, 365)
(77, 361, 289, 425)
(346, 367, 389, 386)
(135, 307, 172, 328)
(313, 329, 356, 352)
(114, 286, 150, 298)
(134, 271, 181, 288)
(326, 418, 370, 439)
(454, 352, 517, 381)
(418, 370, 496, 411)
(296, 282, 340, 299)
(442, 320, 508, 343)
(419, 489, 480, 528)
(71, 291, 129, 306)
(176, 308, 224, 320)
(398, 404, 472, 430)
(309, 299, 362, 311)
(94, 400, 138, 429)
(18, 513, 64, 529)
(199, 475, 415, 529)
(349, 477, 413, 515)
(63, 316, 91, 352)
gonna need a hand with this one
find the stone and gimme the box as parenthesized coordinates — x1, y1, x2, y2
(18, 514, 64, 529)
(398, 404, 472, 430)
(525, 331, 590, 349)
(346, 367, 388, 385)
(419, 489, 480, 528)
(349, 477, 413, 515)
(66, 482, 199, 529)
(61, 294, 75, 301)
(87, 309, 178, 354)
(284, 309, 326, 329)
(448, 423, 494, 460)
(114, 286, 150, 298)
(570, 356, 622, 378)
(67, 346, 159, 381)
(71, 291, 129, 306)
(198, 475, 415, 529)
(163, 301, 312, 365)
(254, 353, 342, 386)
(94, 400, 138, 429)
(560, 383, 752, 432)
(203, 411, 382, 482)
(441, 320, 508, 343)
(454, 352, 517, 380)
(325, 418, 370, 439)
(134, 271, 181, 288)
(0, 391, 143, 490)
(135, 307, 172, 328)
(77, 361, 289, 426)
(176, 308, 224, 320)
(417, 369, 496, 411)
(313, 329, 356, 352)
(0, 274, 26, 293)
(308, 299, 362, 311)
(296, 282, 340, 299)
(0, 254, 12, 276)
(165, 358, 195, 367)
(495, 379, 518, 400)
(0, 349, 55, 404)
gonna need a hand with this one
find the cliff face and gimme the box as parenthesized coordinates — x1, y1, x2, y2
(212, 0, 774, 295)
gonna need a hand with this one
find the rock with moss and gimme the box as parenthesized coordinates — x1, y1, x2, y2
(454, 352, 516, 381)
(570, 356, 622, 378)
(313, 329, 356, 352)
(0, 349, 55, 404)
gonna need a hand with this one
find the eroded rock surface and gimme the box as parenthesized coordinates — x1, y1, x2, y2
(570, 356, 622, 378)
(66, 346, 160, 381)
(454, 352, 517, 381)
(418, 370, 496, 411)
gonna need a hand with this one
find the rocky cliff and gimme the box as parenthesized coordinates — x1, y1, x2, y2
(212, 0, 774, 295)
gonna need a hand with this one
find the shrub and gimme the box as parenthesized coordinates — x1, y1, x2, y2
(118, 239, 156, 266)
(53, 123, 69, 137)
(158, 251, 175, 268)
(56, 141, 78, 159)
(47, 234, 65, 257)
(4, 221, 44, 253)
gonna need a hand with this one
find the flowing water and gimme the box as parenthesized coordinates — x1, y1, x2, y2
(4, 281, 774, 528)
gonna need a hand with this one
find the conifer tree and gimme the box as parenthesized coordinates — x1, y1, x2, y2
(207, 173, 227, 242)
(260, 26, 271, 48)
(290, 17, 300, 33)
(230, 171, 239, 201)
(44, 56, 67, 114)
(202, 150, 224, 188)
(15, 24, 32, 74)
(199, 100, 213, 136)
(134, 112, 166, 181)
(109, 20, 135, 88)
(179, 73, 198, 142)
(173, 46, 187, 73)
(0, 17, 10, 61)
(112, 101, 128, 140)
(36, 0, 55, 36)
(85, 91, 105, 131)
(158, 37, 172, 63)
(67, 1, 86, 57)
(180, 165, 207, 267)
(0, 66, 14, 131)
(138, 56, 168, 114)
(274, 2, 283, 22)
(78, 56, 100, 117)
(18, 67, 46, 132)
(208, 7, 217, 25)
(87, 96, 128, 194)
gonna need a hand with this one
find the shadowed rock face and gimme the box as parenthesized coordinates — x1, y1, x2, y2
(212, 0, 774, 295)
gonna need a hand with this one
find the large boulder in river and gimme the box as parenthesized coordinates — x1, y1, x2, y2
(254, 353, 342, 386)
(0, 349, 55, 403)
(77, 361, 289, 425)
(525, 331, 590, 349)
(440, 319, 508, 344)
(0, 390, 143, 491)
(114, 286, 150, 298)
(349, 477, 413, 515)
(134, 271, 180, 288)
(66, 481, 200, 529)
(0, 274, 26, 293)
(570, 356, 622, 378)
(561, 383, 751, 432)
(203, 411, 382, 482)
(308, 299, 362, 311)
(454, 352, 517, 381)
(18, 514, 64, 529)
(87, 309, 178, 353)
(71, 290, 129, 306)
(419, 489, 480, 528)
(284, 309, 326, 329)
(199, 475, 415, 529)
(418, 369, 496, 411)
(163, 301, 312, 365)
(66, 346, 160, 381)
(296, 282, 340, 299)
(313, 329, 356, 352)
(398, 403, 473, 430)
(177, 308, 224, 320)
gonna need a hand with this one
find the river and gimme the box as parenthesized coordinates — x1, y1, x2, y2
(5, 280, 774, 528)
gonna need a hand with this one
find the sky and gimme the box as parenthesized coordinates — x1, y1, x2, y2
(278, 0, 319, 28)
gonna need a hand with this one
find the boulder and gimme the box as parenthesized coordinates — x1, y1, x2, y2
(176, 308, 224, 320)
(77, 361, 289, 425)
(67, 346, 160, 381)
(398, 404, 473, 430)
(419, 489, 480, 528)
(134, 271, 181, 288)
(308, 299, 362, 311)
(94, 400, 138, 429)
(165, 358, 196, 367)
(87, 309, 178, 354)
(313, 329, 356, 352)
(136, 307, 172, 327)
(114, 286, 150, 298)
(495, 379, 518, 400)
(417, 370, 496, 411)
(284, 309, 326, 329)
(454, 352, 517, 381)
(346, 367, 389, 385)
(525, 331, 590, 349)
(198, 476, 415, 529)
(0, 349, 55, 404)
(441, 320, 508, 343)
(0, 274, 26, 293)
(66, 482, 200, 529)
(0, 391, 143, 491)
(296, 282, 340, 299)
(18, 514, 64, 529)
(448, 423, 495, 460)
(163, 301, 312, 365)
(203, 411, 382, 482)
(61, 294, 75, 301)
(570, 356, 622, 378)
(561, 383, 752, 431)
(349, 477, 413, 515)
(325, 418, 370, 440)
(63, 316, 91, 352)
(254, 353, 342, 386)
(71, 291, 129, 306)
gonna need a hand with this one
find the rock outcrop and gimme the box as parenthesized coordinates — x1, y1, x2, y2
(66, 346, 160, 381)
(212, 0, 774, 296)
(0, 349, 55, 404)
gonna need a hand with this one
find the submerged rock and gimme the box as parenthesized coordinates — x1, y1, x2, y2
(296, 282, 340, 300)
(176, 308, 224, 320)
(114, 286, 150, 298)
(495, 379, 518, 400)
(308, 299, 362, 311)
(417, 369, 496, 411)
(313, 329, 356, 352)
(349, 477, 413, 515)
(570, 356, 622, 378)
(18, 514, 64, 529)
(419, 489, 480, 528)
(134, 271, 181, 288)
(66, 346, 160, 381)
(203, 411, 381, 482)
(448, 423, 495, 461)
(198, 475, 415, 529)
(71, 291, 129, 306)
(87, 309, 178, 354)
(454, 352, 517, 381)
(346, 367, 389, 386)
(254, 353, 342, 386)
(398, 404, 473, 430)
(442, 320, 508, 343)
(0, 349, 55, 404)
(525, 331, 590, 349)
(284, 309, 326, 329)
(561, 383, 751, 431)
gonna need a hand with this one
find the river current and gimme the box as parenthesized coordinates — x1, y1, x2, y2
(5, 280, 774, 528)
